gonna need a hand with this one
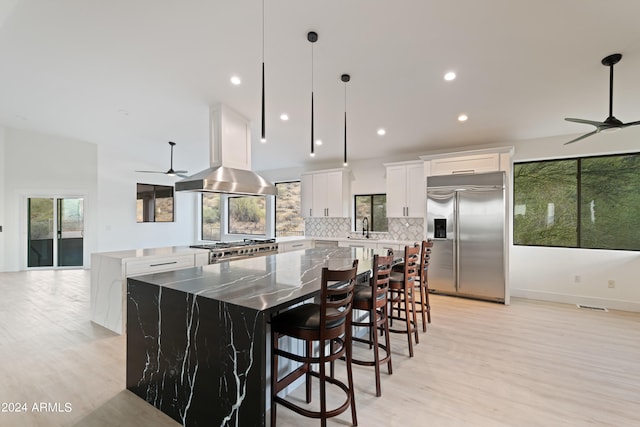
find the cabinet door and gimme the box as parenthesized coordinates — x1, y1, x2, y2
(405, 163, 425, 217)
(325, 171, 344, 217)
(300, 174, 314, 217)
(430, 153, 500, 176)
(312, 173, 328, 217)
(386, 165, 407, 217)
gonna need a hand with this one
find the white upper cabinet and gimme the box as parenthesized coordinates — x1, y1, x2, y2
(422, 147, 513, 177)
(384, 161, 425, 218)
(429, 153, 500, 176)
(300, 169, 351, 218)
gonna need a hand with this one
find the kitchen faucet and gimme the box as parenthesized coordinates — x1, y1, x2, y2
(362, 217, 370, 239)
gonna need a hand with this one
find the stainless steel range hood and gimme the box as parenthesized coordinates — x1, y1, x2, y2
(176, 104, 277, 196)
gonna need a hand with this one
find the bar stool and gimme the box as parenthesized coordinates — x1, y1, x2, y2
(350, 253, 393, 397)
(417, 240, 433, 330)
(387, 244, 420, 357)
(270, 261, 359, 427)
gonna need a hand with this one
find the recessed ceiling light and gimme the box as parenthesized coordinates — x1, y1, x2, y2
(230, 75, 241, 85)
(458, 114, 468, 122)
(444, 71, 456, 81)
(377, 128, 386, 136)
(315, 139, 323, 146)
(280, 113, 289, 121)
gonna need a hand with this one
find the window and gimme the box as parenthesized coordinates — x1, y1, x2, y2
(228, 195, 266, 235)
(513, 153, 640, 250)
(202, 193, 221, 241)
(275, 181, 304, 237)
(136, 183, 174, 222)
(354, 194, 388, 232)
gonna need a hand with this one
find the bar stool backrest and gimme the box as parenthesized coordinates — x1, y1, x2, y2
(403, 245, 420, 285)
(320, 260, 359, 338)
(420, 240, 433, 282)
(372, 254, 393, 301)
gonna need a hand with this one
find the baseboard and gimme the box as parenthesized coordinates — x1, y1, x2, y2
(510, 288, 640, 313)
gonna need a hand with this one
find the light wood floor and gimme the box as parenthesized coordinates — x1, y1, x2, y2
(1, 270, 639, 427)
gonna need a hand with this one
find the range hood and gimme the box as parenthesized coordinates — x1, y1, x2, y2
(175, 104, 277, 196)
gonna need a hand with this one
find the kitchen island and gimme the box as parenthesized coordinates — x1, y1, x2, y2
(91, 246, 210, 334)
(126, 247, 380, 427)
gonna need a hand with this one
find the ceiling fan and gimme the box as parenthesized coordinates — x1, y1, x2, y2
(564, 53, 640, 145)
(136, 141, 189, 177)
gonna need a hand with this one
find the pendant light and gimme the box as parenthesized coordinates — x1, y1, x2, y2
(260, 0, 266, 143)
(308, 31, 318, 157)
(341, 74, 350, 166)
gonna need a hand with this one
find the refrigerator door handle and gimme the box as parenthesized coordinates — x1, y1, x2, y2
(454, 192, 460, 292)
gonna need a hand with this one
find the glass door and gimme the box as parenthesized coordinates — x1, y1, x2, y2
(28, 197, 84, 268)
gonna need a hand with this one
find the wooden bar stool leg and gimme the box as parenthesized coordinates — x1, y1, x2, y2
(403, 286, 414, 357)
(419, 282, 427, 332)
(411, 286, 419, 345)
(306, 340, 312, 403)
(271, 332, 278, 426)
(346, 324, 358, 426)
(371, 307, 382, 397)
(382, 304, 393, 374)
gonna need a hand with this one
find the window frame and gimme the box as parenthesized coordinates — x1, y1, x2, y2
(353, 193, 388, 233)
(513, 151, 640, 251)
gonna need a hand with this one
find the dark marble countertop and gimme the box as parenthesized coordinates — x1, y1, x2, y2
(128, 247, 387, 314)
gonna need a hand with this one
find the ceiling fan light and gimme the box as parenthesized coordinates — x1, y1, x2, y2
(601, 126, 621, 133)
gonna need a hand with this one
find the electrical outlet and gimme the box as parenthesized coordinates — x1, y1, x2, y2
(608, 279, 615, 288)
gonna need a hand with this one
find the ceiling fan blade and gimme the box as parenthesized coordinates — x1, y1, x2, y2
(564, 118, 606, 127)
(173, 170, 188, 174)
(564, 130, 598, 145)
(135, 170, 164, 174)
(176, 173, 190, 178)
(621, 120, 640, 128)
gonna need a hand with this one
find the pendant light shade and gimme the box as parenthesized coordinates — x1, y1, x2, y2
(341, 74, 350, 166)
(260, 0, 266, 143)
(308, 31, 318, 157)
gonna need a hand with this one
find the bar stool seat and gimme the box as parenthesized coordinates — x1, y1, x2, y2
(271, 304, 345, 332)
(270, 261, 359, 427)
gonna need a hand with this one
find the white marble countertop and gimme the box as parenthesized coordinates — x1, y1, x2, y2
(92, 246, 209, 261)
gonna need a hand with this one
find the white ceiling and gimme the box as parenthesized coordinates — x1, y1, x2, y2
(1, 0, 640, 172)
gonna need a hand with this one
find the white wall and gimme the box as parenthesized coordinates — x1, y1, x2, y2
(0, 127, 5, 271)
(1, 127, 200, 271)
(3, 127, 98, 271)
(508, 128, 640, 311)
(95, 142, 199, 252)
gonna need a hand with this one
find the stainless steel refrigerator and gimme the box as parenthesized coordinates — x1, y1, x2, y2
(426, 171, 506, 302)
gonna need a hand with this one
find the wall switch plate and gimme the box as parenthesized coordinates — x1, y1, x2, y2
(608, 279, 615, 288)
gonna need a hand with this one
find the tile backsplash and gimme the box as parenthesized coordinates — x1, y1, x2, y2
(305, 217, 424, 241)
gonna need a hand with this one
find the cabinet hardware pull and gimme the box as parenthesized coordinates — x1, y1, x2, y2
(149, 261, 178, 267)
(452, 169, 475, 174)
(292, 244, 303, 248)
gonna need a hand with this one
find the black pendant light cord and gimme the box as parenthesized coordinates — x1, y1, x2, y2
(308, 32, 318, 156)
(261, 0, 266, 142)
(342, 74, 350, 166)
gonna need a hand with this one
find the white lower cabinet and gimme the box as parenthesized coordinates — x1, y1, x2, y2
(338, 240, 378, 250)
(91, 248, 210, 335)
(278, 239, 314, 253)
